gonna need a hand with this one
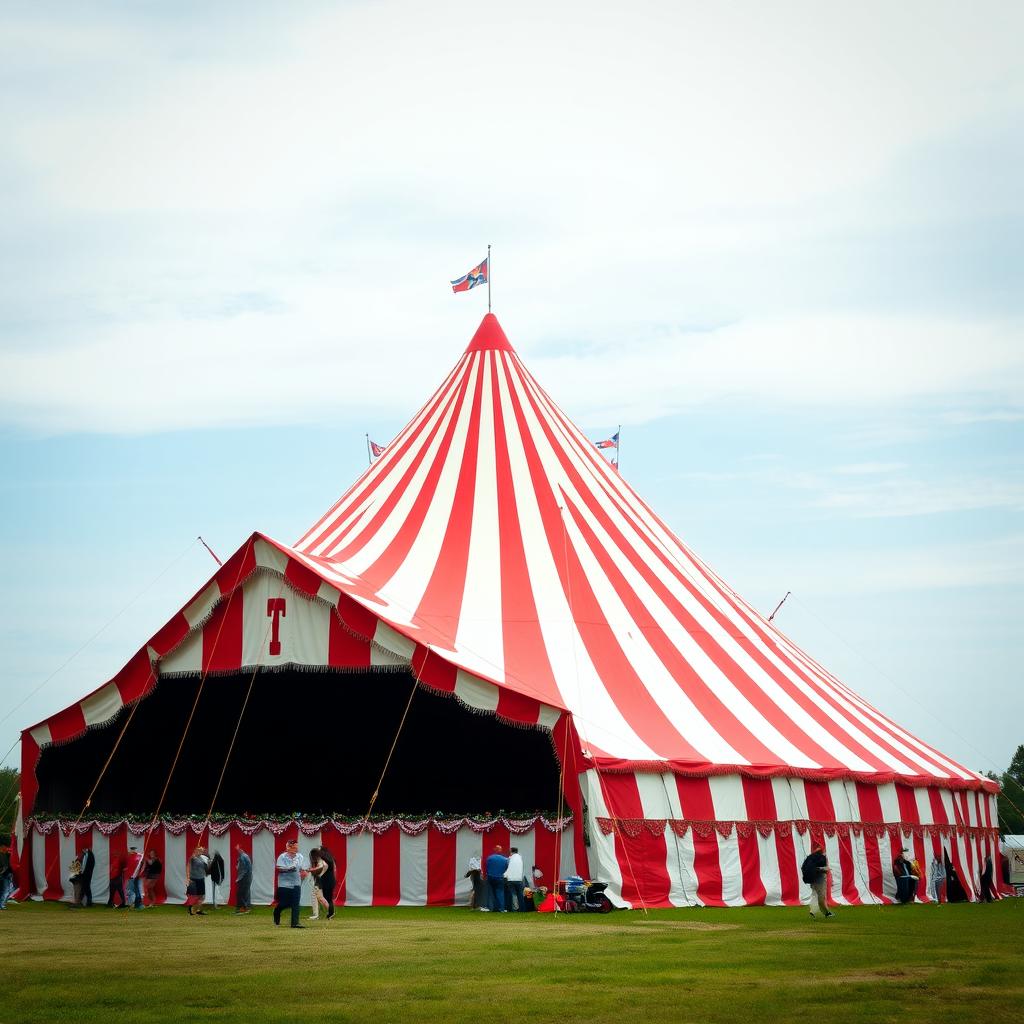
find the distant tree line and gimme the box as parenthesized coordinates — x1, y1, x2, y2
(985, 744, 1024, 835)
(0, 766, 18, 840)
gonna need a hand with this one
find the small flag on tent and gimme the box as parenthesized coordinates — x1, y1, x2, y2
(595, 431, 619, 450)
(451, 258, 488, 294)
(369, 439, 386, 459)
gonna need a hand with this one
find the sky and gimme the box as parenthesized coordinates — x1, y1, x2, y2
(1, 1, 1022, 785)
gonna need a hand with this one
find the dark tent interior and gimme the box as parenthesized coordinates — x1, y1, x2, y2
(33, 669, 562, 817)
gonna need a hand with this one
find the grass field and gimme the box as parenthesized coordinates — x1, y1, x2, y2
(5, 899, 1021, 1024)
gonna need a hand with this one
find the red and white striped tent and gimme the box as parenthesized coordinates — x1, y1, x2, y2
(19, 313, 999, 908)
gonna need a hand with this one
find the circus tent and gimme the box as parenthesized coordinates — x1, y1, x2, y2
(18, 313, 1000, 908)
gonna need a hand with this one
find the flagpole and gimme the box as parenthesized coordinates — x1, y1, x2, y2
(366, 433, 372, 468)
(487, 243, 492, 313)
(616, 424, 621, 473)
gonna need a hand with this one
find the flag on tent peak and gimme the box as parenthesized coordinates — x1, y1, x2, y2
(369, 439, 386, 459)
(451, 258, 488, 293)
(595, 431, 619, 450)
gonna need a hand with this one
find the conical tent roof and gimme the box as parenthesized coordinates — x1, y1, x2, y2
(286, 313, 979, 790)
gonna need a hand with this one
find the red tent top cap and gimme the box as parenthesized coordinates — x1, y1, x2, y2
(464, 313, 514, 354)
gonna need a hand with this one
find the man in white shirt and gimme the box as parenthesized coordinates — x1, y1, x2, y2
(273, 838, 307, 929)
(504, 847, 527, 912)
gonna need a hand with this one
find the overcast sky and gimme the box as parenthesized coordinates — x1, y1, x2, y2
(1, 2, 1021, 789)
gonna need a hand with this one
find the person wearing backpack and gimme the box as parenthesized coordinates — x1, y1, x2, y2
(801, 843, 833, 919)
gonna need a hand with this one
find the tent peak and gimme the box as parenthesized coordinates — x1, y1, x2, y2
(464, 313, 514, 354)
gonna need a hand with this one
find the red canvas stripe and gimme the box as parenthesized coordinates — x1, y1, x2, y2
(482, 823, 511, 864)
(202, 590, 243, 674)
(740, 777, 777, 820)
(112, 650, 154, 705)
(412, 645, 457, 693)
(107, 826, 128, 904)
(737, 831, 765, 905)
(895, 784, 921, 825)
(426, 828, 456, 906)
(600, 773, 670, 907)
(803, 781, 837, 823)
(20, 732, 40, 823)
(328, 611, 372, 669)
(47, 703, 87, 745)
(532, 823, 560, 889)
(491, 353, 563, 709)
(43, 829, 63, 900)
(372, 829, 401, 906)
(495, 688, 541, 726)
(335, 593, 379, 641)
(149, 613, 191, 659)
(675, 776, 716, 820)
(672, 777, 723, 906)
(215, 538, 258, 596)
(774, 828, 801, 905)
(320, 824, 346, 906)
(285, 556, 325, 598)
(855, 782, 884, 823)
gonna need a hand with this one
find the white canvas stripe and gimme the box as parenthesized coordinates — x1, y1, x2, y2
(30, 724, 52, 748)
(345, 832, 374, 906)
(455, 826, 482, 907)
(718, 832, 746, 906)
(877, 783, 901, 823)
(59, 830, 76, 901)
(709, 775, 747, 820)
(183, 582, 220, 629)
(398, 831, 428, 906)
(164, 831, 187, 905)
(158, 629, 202, 675)
(373, 621, 415, 661)
(453, 353, 505, 683)
(454, 669, 500, 714)
(80, 683, 123, 728)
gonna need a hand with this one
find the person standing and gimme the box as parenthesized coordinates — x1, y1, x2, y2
(504, 847, 527, 912)
(273, 838, 307, 929)
(319, 846, 336, 921)
(142, 850, 162, 907)
(929, 854, 946, 904)
(979, 856, 997, 902)
(893, 849, 917, 904)
(306, 848, 329, 921)
(801, 843, 834, 919)
(485, 845, 509, 913)
(107, 849, 127, 908)
(69, 856, 84, 907)
(234, 844, 253, 915)
(79, 846, 95, 908)
(466, 854, 486, 911)
(187, 845, 210, 916)
(125, 847, 144, 909)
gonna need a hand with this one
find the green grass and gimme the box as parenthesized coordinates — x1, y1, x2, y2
(5, 900, 1022, 1024)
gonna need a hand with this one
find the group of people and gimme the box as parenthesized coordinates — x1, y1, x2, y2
(805, 842, 1003, 916)
(270, 838, 336, 928)
(466, 845, 543, 912)
(65, 846, 163, 909)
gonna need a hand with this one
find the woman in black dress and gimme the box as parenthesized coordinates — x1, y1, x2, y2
(318, 846, 337, 920)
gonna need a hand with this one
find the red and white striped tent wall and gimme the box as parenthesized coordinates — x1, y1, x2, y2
(19, 313, 999, 907)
